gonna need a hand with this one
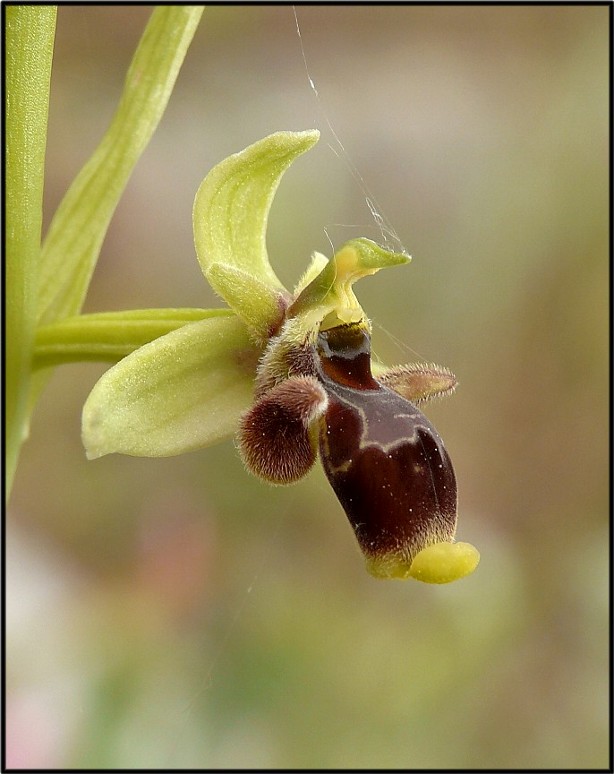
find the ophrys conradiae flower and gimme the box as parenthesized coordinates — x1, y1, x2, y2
(82, 131, 479, 583)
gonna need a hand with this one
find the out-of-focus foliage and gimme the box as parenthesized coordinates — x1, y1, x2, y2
(7, 6, 608, 769)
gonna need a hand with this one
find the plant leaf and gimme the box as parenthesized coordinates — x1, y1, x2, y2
(37, 6, 203, 324)
(193, 130, 320, 341)
(5, 6, 56, 494)
(82, 314, 259, 459)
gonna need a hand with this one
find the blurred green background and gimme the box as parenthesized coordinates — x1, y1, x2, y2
(7, 5, 609, 769)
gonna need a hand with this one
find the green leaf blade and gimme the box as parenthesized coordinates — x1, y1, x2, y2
(37, 6, 203, 324)
(5, 5, 57, 494)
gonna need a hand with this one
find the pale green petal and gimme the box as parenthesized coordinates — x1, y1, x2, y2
(346, 237, 411, 271)
(206, 264, 287, 340)
(82, 315, 259, 459)
(193, 130, 320, 341)
(257, 241, 412, 389)
(283, 238, 411, 343)
(292, 251, 329, 296)
(289, 238, 410, 322)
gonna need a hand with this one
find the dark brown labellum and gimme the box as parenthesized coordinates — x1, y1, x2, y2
(316, 324, 457, 575)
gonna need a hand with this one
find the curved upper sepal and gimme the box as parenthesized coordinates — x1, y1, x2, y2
(193, 130, 320, 342)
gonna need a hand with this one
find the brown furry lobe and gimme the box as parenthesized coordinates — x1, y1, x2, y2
(237, 376, 328, 484)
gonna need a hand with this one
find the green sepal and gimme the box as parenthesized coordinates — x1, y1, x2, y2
(193, 130, 320, 340)
(82, 314, 259, 459)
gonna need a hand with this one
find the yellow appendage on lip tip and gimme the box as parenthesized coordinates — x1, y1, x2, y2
(408, 541, 480, 583)
(366, 542, 480, 583)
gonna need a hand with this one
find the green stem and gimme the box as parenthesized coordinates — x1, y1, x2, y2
(33, 308, 232, 369)
(5, 6, 57, 495)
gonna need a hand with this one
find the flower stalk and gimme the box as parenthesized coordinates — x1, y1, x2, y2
(33, 309, 223, 370)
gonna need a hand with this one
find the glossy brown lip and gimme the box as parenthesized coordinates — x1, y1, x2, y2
(316, 323, 457, 567)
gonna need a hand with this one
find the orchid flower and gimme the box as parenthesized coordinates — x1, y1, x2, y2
(82, 130, 479, 583)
